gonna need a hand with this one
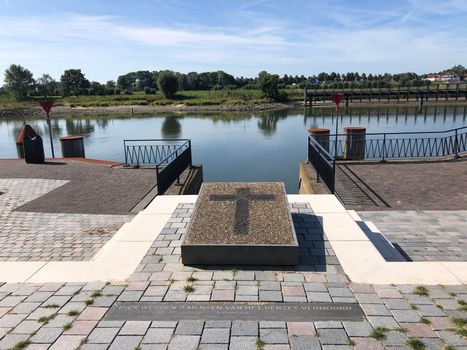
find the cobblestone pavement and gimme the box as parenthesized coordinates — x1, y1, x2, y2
(0, 179, 132, 261)
(359, 211, 467, 262)
(0, 204, 465, 349)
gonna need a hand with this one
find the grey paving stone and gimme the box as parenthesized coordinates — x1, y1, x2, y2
(367, 316, 400, 329)
(343, 321, 373, 337)
(80, 345, 109, 350)
(88, 327, 120, 343)
(259, 291, 282, 302)
(315, 321, 342, 329)
(383, 298, 411, 310)
(204, 321, 231, 329)
(108, 335, 142, 350)
(390, 309, 421, 323)
(260, 321, 286, 329)
(321, 346, 352, 350)
(229, 336, 257, 350)
(416, 304, 446, 317)
(11, 320, 42, 334)
(360, 303, 392, 316)
(201, 328, 230, 344)
(30, 327, 62, 343)
(290, 336, 321, 350)
(382, 330, 408, 347)
(259, 328, 288, 344)
(231, 321, 258, 336)
(151, 321, 178, 328)
(119, 321, 151, 335)
(318, 328, 349, 345)
(143, 328, 174, 343)
(306, 292, 332, 302)
(175, 320, 204, 335)
(0, 333, 29, 350)
(168, 335, 200, 350)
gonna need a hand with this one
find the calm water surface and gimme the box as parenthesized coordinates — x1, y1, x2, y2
(1, 105, 466, 193)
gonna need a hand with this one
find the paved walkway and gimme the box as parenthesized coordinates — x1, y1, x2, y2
(359, 210, 467, 262)
(1, 203, 465, 349)
(0, 178, 132, 261)
(335, 160, 467, 211)
(0, 160, 155, 215)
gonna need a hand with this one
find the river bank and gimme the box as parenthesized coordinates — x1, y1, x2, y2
(1, 99, 467, 119)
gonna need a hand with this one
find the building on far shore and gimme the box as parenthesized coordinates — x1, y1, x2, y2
(424, 73, 461, 83)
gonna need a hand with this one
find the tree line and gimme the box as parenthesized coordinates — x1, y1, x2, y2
(2, 64, 466, 101)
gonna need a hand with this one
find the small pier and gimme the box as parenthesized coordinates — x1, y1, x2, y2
(304, 83, 467, 106)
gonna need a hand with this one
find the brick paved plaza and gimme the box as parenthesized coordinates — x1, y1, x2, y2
(0, 196, 466, 349)
(0, 159, 466, 349)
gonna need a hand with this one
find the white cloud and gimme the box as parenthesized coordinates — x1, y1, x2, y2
(0, 6, 466, 83)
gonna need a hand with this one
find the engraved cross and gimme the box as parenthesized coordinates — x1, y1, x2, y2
(210, 187, 275, 235)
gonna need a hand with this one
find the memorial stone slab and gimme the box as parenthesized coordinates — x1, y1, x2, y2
(105, 302, 365, 322)
(181, 182, 299, 265)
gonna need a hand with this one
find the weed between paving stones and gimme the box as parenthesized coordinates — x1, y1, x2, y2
(406, 337, 426, 350)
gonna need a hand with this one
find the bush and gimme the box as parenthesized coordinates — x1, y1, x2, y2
(224, 85, 237, 90)
(124, 90, 133, 95)
(144, 87, 151, 94)
(258, 73, 280, 100)
(243, 84, 258, 90)
(114, 88, 121, 95)
(157, 71, 178, 98)
(212, 84, 223, 90)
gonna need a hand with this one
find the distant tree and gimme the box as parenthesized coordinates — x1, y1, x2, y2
(448, 65, 466, 78)
(36, 74, 57, 97)
(258, 71, 280, 99)
(105, 80, 116, 89)
(157, 70, 178, 98)
(4, 64, 34, 99)
(60, 69, 90, 96)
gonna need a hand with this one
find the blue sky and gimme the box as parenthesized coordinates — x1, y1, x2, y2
(1, 0, 466, 83)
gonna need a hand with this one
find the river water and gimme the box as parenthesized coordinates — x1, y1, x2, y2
(1, 105, 466, 193)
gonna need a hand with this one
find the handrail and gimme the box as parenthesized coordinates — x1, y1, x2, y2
(327, 125, 467, 137)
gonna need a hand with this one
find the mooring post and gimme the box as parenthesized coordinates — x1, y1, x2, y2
(304, 85, 308, 106)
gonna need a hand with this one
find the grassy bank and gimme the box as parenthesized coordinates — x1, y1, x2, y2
(0, 89, 305, 109)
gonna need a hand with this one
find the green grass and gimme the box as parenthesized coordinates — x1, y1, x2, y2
(256, 338, 265, 350)
(449, 317, 467, 338)
(420, 317, 431, 325)
(84, 299, 94, 306)
(458, 300, 467, 312)
(10, 340, 31, 350)
(183, 285, 195, 293)
(43, 304, 60, 309)
(0, 89, 302, 110)
(413, 286, 430, 296)
(91, 291, 102, 298)
(63, 322, 73, 331)
(406, 338, 426, 350)
(37, 314, 56, 324)
(67, 310, 80, 317)
(370, 327, 388, 340)
(187, 276, 197, 283)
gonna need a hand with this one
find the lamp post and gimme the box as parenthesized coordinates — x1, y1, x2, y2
(330, 93, 344, 193)
(38, 100, 55, 158)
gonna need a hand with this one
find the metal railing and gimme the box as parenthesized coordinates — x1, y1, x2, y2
(327, 126, 467, 160)
(124, 139, 192, 195)
(308, 126, 467, 194)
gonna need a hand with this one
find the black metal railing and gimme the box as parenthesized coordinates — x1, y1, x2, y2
(327, 126, 467, 160)
(308, 136, 335, 193)
(308, 126, 466, 194)
(124, 139, 192, 195)
(124, 139, 190, 165)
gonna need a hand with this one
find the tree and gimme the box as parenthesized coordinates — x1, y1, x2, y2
(4, 64, 34, 99)
(258, 71, 280, 99)
(36, 74, 57, 97)
(157, 70, 178, 98)
(60, 69, 90, 96)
